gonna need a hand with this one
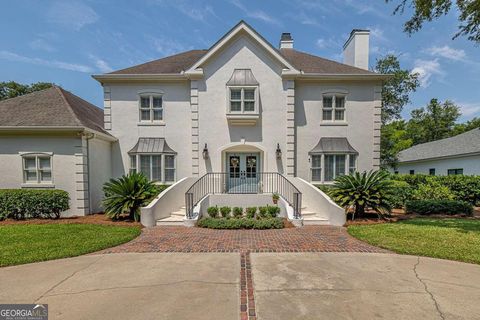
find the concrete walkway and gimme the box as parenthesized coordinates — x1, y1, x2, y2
(0, 252, 479, 319)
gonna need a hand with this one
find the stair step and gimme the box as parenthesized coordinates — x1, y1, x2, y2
(301, 211, 316, 216)
(302, 215, 330, 225)
(156, 216, 184, 226)
(171, 210, 186, 216)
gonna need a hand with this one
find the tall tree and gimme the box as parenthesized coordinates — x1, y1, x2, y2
(387, 0, 480, 43)
(381, 120, 413, 169)
(407, 98, 461, 144)
(452, 117, 480, 135)
(375, 55, 419, 124)
(0, 81, 54, 101)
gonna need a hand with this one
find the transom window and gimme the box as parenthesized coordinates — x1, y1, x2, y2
(322, 95, 346, 122)
(229, 88, 256, 113)
(130, 154, 175, 183)
(139, 95, 163, 122)
(23, 154, 52, 184)
(311, 154, 356, 182)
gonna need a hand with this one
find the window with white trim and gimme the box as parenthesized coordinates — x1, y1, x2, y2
(311, 154, 356, 182)
(139, 94, 163, 122)
(229, 87, 257, 113)
(349, 155, 357, 174)
(22, 154, 52, 184)
(130, 154, 175, 183)
(311, 155, 322, 182)
(322, 95, 346, 122)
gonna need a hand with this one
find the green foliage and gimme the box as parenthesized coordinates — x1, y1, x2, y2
(267, 205, 281, 218)
(412, 179, 455, 201)
(316, 184, 333, 194)
(328, 170, 393, 219)
(391, 174, 480, 205)
(386, 180, 413, 208)
(102, 172, 159, 222)
(207, 206, 219, 218)
(0, 81, 54, 101)
(381, 120, 413, 169)
(375, 55, 419, 124)
(232, 207, 243, 218)
(405, 200, 473, 216)
(387, 0, 480, 43)
(246, 207, 257, 219)
(272, 193, 280, 200)
(197, 217, 284, 229)
(0, 189, 69, 220)
(258, 206, 269, 219)
(220, 206, 231, 218)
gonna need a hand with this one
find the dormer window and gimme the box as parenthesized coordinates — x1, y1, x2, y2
(229, 87, 257, 113)
(226, 69, 260, 126)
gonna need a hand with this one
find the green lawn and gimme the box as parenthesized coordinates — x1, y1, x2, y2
(0, 224, 141, 267)
(348, 218, 480, 264)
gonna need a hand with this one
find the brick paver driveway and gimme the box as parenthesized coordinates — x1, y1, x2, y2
(99, 225, 388, 254)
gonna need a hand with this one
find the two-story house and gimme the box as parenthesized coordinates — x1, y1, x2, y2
(0, 21, 386, 226)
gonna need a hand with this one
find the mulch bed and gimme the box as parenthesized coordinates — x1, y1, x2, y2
(0, 213, 142, 227)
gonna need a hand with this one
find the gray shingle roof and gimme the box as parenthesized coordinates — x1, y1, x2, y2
(0, 86, 109, 135)
(398, 128, 480, 162)
(107, 49, 375, 75)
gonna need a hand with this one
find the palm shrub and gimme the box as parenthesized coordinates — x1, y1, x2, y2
(102, 172, 159, 222)
(328, 170, 393, 220)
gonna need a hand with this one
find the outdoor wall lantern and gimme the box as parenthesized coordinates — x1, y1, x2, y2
(202, 143, 209, 159)
(276, 143, 282, 160)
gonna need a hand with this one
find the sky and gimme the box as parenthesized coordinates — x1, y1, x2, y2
(1, 0, 479, 121)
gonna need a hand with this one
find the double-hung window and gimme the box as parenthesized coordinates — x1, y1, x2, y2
(22, 154, 52, 184)
(229, 88, 257, 113)
(130, 154, 175, 183)
(322, 95, 346, 122)
(139, 95, 163, 122)
(311, 154, 357, 183)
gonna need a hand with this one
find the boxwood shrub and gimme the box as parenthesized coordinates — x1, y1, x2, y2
(0, 189, 70, 220)
(405, 200, 473, 216)
(197, 217, 284, 229)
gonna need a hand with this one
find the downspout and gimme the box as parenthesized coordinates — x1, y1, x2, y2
(84, 132, 95, 214)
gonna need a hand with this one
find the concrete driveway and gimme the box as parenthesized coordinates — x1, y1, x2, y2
(0, 252, 479, 319)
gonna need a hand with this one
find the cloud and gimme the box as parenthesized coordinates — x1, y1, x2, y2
(88, 55, 113, 73)
(47, 1, 98, 30)
(29, 39, 55, 52)
(316, 38, 342, 50)
(425, 45, 467, 62)
(0, 50, 93, 73)
(368, 26, 388, 43)
(296, 12, 322, 26)
(457, 102, 480, 118)
(411, 59, 444, 87)
(146, 35, 192, 57)
(230, 0, 281, 26)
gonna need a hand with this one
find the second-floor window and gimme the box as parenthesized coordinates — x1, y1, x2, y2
(322, 95, 346, 122)
(229, 88, 256, 113)
(139, 95, 163, 122)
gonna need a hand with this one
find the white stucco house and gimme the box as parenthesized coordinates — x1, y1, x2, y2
(0, 21, 387, 226)
(394, 128, 480, 175)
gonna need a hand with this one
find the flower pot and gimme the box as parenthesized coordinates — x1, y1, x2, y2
(273, 199, 278, 204)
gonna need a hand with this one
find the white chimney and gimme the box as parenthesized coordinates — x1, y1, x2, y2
(343, 29, 370, 70)
(279, 32, 293, 49)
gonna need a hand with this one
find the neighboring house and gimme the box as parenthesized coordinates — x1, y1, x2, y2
(0, 21, 386, 225)
(394, 128, 480, 176)
(0, 86, 115, 216)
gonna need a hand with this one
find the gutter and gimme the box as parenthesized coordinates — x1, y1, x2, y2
(296, 73, 392, 81)
(92, 73, 189, 83)
(0, 126, 117, 142)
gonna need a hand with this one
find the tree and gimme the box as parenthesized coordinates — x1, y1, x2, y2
(0, 81, 54, 101)
(328, 170, 393, 220)
(102, 172, 159, 221)
(375, 55, 419, 124)
(381, 120, 413, 169)
(407, 98, 460, 144)
(387, 0, 480, 43)
(452, 117, 480, 135)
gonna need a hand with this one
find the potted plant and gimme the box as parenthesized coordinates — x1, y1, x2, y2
(272, 193, 280, 204)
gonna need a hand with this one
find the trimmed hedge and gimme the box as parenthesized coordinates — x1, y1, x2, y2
(405, 200, 473, 216)
(197, 217, 284, 229)
(0, 189, 70, 220)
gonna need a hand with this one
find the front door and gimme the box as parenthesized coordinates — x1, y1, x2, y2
(226, 153, 260, 193)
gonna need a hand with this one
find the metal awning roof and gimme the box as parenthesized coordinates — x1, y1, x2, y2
(128, 138, 177, 154)
(309, 137, 358, 154)
(226, 69, 259, 86)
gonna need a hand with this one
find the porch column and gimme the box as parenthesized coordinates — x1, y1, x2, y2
(190, 80, 199, 177)
(286, 80, 295, 176)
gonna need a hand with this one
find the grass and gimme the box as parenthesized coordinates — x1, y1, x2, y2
(348, 218, 480, 264)
(0, 224, 141, 267)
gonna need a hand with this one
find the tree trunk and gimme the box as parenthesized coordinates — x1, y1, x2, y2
(355, 203, 365, 219)
(129, 207, 136, 221)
